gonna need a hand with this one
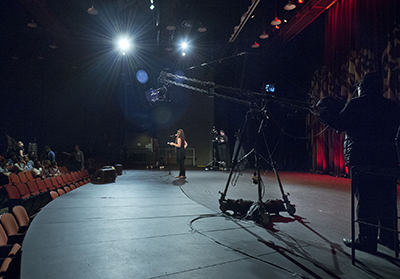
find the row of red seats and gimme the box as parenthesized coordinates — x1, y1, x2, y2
(0, 205, 31, 278)
(3, 169, 91, 217)
(0, 169, 91, 278)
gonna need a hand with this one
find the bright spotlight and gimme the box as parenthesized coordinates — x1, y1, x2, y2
(182, 52, 186, 56)
(181, 42, 188, 49)
(119, 39, 130, 50)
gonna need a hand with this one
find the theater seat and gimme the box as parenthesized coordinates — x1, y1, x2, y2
(25, 182, 40, 196)
(8, 174, 20, 186)
(83, 169, 91, 182)
(60, 166, 68, 174)
(0, 214, 25, 244)
(0, 256, 20, 279)
(5, 186, 33, 217)
(49, 191, 59, 200)
(12, 206, 30, 234)
(0, 231, 21, 279)
(57, 189, 65, 196)
(36, 180, 50, 193)
(15, 183, 41, 214)
(17, 173, 28, 184)
(0, 224, 21, 257)
(50, 177, 60, 190)
(55, 176, 67, 188)
(26, 181, 51, 208)
(71, 172, 84, 186)
(24, 171, 37, 182)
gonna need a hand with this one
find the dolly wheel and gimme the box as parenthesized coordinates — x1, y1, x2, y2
(260, 212, 271, 226)
(219, 201, 227, 213)
(286, 204, 296, 215)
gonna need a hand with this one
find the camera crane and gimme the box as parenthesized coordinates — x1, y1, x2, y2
(155, 71, 311, 225)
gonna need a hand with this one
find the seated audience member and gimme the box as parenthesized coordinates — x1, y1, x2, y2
(0, 156, 11, 177)
(12, 156, 27, 173)
(31, 161, 45, 179)
(24, 155, 34, 171)
(42, 160, 53, 177)
(7, 154, 17, 168)
(49, 161, 62, 176)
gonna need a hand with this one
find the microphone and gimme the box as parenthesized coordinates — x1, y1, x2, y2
(169, 134, 176, 138)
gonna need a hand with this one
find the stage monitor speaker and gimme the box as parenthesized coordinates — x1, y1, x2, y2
(115, 164, 123, 175)
(92, 167, 117, 184)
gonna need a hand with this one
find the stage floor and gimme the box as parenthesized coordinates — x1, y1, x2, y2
(21, 169, 400, 279)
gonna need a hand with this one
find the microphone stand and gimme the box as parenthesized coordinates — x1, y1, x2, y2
(160, 136, 175, 178)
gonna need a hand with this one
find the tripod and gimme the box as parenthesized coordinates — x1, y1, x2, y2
(205, 140, 220, 170)
(219, 104, 296, 226)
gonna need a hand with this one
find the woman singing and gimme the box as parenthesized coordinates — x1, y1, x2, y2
(168, 129, 188, 179)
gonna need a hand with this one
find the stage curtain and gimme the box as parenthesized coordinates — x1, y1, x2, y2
(309, 0, 400, 175)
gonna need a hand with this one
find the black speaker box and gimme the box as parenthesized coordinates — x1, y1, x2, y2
(115, 164, 123, 175)
(92, 167, 117, 184)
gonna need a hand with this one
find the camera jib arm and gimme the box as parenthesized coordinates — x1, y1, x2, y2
(158, 71, 297, 226)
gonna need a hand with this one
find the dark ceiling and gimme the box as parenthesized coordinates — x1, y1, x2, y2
(0, 0, 329, 155)
(1, 0, 327, 71)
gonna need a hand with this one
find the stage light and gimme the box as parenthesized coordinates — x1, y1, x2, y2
(27, 20, 37, 28)
(251, 41, 260, 48)
(150, 5, 155, 10)
(87, 5, 98, 15)
(197, 23, 207, 33)
(182, 52, 186, 56)
(119, 39, 130, 50)
(181, 42, 188, 50)
(259, 31, 269, 39)
(49, 43, 58, 49)
(284, 1, 296, 10)
(271, 17, 281, 26)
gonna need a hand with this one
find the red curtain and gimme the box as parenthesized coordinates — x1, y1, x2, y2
(309, 0, 400, 175)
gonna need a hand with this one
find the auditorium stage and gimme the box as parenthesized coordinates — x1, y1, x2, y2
(21, 170, 400, 278)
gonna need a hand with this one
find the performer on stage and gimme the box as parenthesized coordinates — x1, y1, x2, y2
(168, 129, 188, 179)
(315, 72, 400, 252)
(216, 130, 230, 167)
